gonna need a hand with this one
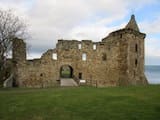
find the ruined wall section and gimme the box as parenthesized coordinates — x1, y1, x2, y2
(55, 38, 122, 87)
(21, 49, 59, 88)
(21, 37, 122, 87)
(12, 15, 148, 88)
(12, 38, 26, 86)
(76, 40, 108, 86)
(102, 32, 123, 86)
(56, 40, 108, 86)
(56, 40, 80, 80)
(12, 31, 148, 87)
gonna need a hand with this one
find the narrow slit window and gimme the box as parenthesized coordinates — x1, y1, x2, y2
(135, 59, 138, 67)
(93, 44, 96, 50)
(120, 34, 122, 38)
(52, 53, 57, 60)
(82, 53, 87, 61)
(135, 44, 138, 52)
(78, 43, 82, 49)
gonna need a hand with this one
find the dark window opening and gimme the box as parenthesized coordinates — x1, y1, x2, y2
(12, 78, 18, 87)
(79, 73, 82, 79)
(108, 46, 111, 51)
(102, 53, 107, 61)
(40, 73, 43, 77)
(135, 44, 138, 52)
(135, 59, 138, 67)
(120, 34, 122, 38)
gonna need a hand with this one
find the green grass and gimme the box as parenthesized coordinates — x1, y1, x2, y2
(61, 70, 71, 78)
(0, 85, 160, 120)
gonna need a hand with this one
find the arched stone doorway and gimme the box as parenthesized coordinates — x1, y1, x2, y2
(60, 65, 73, 78)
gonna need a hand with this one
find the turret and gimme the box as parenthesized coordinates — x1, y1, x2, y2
(123, 15, 148, 85)
(125, 14, 140, 31)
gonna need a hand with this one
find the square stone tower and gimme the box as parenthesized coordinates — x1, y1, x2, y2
(102, 15, 148, 85)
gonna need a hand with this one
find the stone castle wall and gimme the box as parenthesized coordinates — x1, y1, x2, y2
(12, 15, 148, 88)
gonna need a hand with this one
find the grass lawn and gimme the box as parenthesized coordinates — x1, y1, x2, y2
(0, 85, 160, 120)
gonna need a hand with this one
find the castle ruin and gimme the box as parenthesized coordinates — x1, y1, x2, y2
(11, 15, 148, 88)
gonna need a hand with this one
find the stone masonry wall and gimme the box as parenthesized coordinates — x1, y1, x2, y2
(12, 15, 148, 88)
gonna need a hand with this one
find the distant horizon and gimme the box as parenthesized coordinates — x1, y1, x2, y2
(145, 64, 160, 66)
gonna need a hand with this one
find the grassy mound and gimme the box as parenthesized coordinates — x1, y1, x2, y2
(0, 85, 160, 120)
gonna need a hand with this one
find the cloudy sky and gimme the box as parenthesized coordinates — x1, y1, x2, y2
(0, 0, 160, 65)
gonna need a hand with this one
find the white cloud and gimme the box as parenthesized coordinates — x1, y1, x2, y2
(26, 0, 91, 51)
(67, 22, 126, 41)
(0, 0, 159, 62)
(0, 0, 33, 15)
(25, 0, 130, 55)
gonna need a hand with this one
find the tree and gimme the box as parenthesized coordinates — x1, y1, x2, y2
(0, 9, 27, 85)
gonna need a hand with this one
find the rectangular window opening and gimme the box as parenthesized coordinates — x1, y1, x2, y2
(79, 73, 82, 79)
(78, 43, 82, 49)
(93, 44, 96, 50)
(82, 53, 87, 61)
(52, 53, 57, 60)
